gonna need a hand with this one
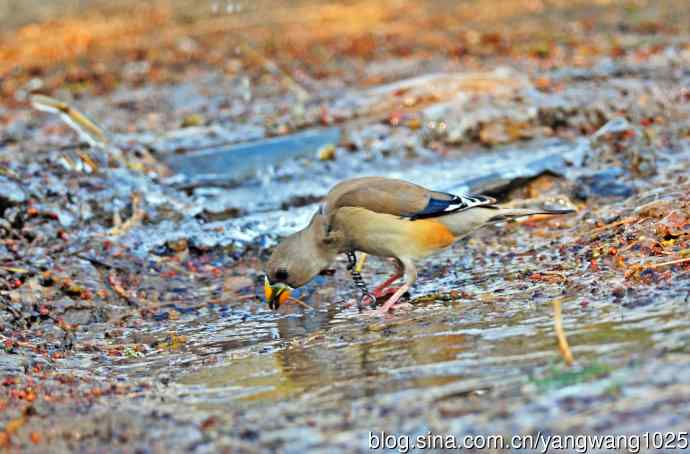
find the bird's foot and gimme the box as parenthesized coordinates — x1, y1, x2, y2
(373, 284, 411, 315)
(375, 287, 411, 303)
(373, 286, 400, 298)
(344, 294, 377, 311)
(372, 272, 403, 297)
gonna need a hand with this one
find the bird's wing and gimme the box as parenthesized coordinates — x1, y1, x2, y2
(322, 177, 497, 220)
(407, 191, 497, 220)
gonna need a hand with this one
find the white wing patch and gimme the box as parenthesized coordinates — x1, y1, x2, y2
(409, 192, 496, 219)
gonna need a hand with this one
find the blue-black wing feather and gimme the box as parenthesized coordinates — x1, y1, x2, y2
(407, 192, 496, 220)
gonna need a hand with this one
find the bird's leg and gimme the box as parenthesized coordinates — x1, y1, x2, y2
(377, 259, 416, 314)
(372, 258, 403, 298)
(373, 274, 401, 297)
(354, 253, 368, 274)
(377, 284, 410, 313)
(346, 251, 375, 308)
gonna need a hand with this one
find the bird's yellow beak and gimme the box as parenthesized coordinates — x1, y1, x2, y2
(263, 276, 291, 310)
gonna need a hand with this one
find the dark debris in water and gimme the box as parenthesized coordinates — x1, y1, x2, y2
(574, 167, 635, 200)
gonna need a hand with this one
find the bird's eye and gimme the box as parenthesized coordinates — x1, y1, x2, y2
(275, 269, 289, 281)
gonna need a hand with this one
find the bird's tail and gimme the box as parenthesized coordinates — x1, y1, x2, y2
(440, 206, 575, 239)
(488, 207, 575, 222)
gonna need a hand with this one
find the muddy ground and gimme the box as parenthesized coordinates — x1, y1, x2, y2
(1, 0, 690, 452)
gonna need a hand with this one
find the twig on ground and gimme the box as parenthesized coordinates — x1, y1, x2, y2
(644, 257, 690, 270)
(109, 192, 144, 236)
(552, 298, 575, 367)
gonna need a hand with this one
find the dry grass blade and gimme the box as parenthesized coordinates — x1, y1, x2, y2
(530, 270, 568, 283)
(644, 257, 690, 270)
(589, 216, 637, 234)
(626, 256, 690, 279)
(0, 266, 30, 273)
(30, 94, 110, 148)
(109, 192, 144, 236)
(59, 149, 80, 171)
(552, 298, 575, 366)
(74, 148, 100, 172)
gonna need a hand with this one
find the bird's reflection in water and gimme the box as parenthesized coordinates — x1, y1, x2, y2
(268, 317, 469, 405)
(179, 274, 475, 408)
(179, 313, 470, 410)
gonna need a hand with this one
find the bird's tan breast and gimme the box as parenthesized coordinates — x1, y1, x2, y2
(332, 207, 456, 260)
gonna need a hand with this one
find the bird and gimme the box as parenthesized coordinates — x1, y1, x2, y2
(264, 176, 574, 314)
